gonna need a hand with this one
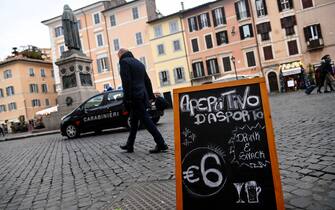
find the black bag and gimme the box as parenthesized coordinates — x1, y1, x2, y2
(155, 96, 168, 111)
(305, 85, 316, 95)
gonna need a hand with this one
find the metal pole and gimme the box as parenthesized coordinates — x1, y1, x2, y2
(232, 56, 238, 80)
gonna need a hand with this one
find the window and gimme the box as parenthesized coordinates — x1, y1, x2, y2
(288, 40, 299, 55)
(169, 21, 179, 33)
(8, 102, 17, 111)
(281, 16, 296, 36)
(32, 99, 41, 107)
(139, 57, 146, 68)
(192, 62, 205, 78)
(235, 0, 250, 20)
(302, 0, 313, 9)
(84, 95, 104, 109)
(263, 46, 274, 60)
(191, 38, 199, 52)
(205, 34, 213, 49)
(304, 24, 322, 41)
(257, 22, 272, 41)
(29, 68, 35, 76)
(136, 32, 143, 45)
(174, 67, 185, 82)
(30, 84, 39, 93)
(4, 69, 12, 79)
(96, 34, 104, 47)
(188, 16, 198, 32)
(113, 39, 120, 51)
(222, 56, 232, 72)
(212, 7, 226, 27)
(132, 7, 139, 19)
(255, 0, 268, 17)
(77, 20, 81, 30)
(42, 84, 48, 93)
(107, 91, 123, 104)
(173, 40, 181, 51)
(240, 24, 254, 39)
(159, 71, 170, 86)
(278, 0, 293, 11)
(53, 84, 57, 93)
(246, 51, 256, 67)
(0, 89, 3, 98)
(154, 25, 163, 37)
(157, 44, 165, 55)
(206, 58, 219, 75)
(55, 26, 63, 37)
(216, 31, 229, 45)
(45, 99, 50, 106)
(198, 13, 211, 29)
(97, 57, 110, 73)
(0, 105, 6, 112)
(93, 13, 100, 24)
(110, 14, 116, 26)
(59, 45, 65, 55)
(40, 69, 46, 77)
(6, 86, 14, 96)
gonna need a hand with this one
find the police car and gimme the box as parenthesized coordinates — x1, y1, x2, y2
(60, 90, 164, 139)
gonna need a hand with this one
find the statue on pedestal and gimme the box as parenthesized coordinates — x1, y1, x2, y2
(62, 5, 81, 51)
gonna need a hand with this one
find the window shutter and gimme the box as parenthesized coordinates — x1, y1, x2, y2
(216, 32, 221, 45)
(206, 13, 211, 27)
(206, 60, 211, 75)
(105, 58, 110, 71)
(173, 69, 177, 82)
(235, 2, 241, 20)
(224, 31, 229, 43)
(249, 24, 254, 37)
(303, 27, 311, 42)
(239, 26, 244, 40)
(280, 18, 285, 28)
(222, 7, 227, 24)
(166, 71, 170, 84)
(198, 16, 203, 30)
(97, 59, 102, 73)
(263, 0, 268, 15)
(200, 62, 205, 76)
(245, 0, 251, 17)
(192, 63, 197, 78)
(181, 68, 185, 80)
(159, 72, 163, 86)
(277, 0, 282, 12)
(316, 24, 323, 38)
(188, 18, 193, 32)
(214, 59, 219, 74)
(289, 0, 294, 9)
(212, 10, 217, 27)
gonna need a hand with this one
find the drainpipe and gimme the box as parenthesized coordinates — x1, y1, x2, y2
(103, 12, 116, 88)
(179, 14, 193, 86)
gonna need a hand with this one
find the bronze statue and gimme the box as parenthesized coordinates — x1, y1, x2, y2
(62, 5, 81, 51)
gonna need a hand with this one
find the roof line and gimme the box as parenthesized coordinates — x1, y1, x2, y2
(0, 58, 52, 67)
(101, 0, 140, 13)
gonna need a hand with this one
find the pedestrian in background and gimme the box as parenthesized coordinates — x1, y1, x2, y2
(0, 124, 5, 137)
(117, 48, 168, 153)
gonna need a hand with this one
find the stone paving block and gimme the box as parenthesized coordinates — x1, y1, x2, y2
(291, 189, 312, 197)
(290, 197, 312, 209)
(323, 166, 335, 174)
(321, 174, 335, 181)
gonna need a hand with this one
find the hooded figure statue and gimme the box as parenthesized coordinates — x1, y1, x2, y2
(62, 5, 81, 51)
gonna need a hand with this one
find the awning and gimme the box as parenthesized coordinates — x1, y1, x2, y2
(35, 105, 58, 116)
(281, 68, 301, 76)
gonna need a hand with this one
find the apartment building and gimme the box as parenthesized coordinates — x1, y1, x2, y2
(181, 0, 262, 85)
(147, 12, 191, 104)
(42, 0, 159, 92)
(0, 56, 57, 124)
(294, 0, 335, 69)
(249, 0, 303, 92)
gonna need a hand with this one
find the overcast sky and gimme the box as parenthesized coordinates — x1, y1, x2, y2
(0, 0, 212, 60)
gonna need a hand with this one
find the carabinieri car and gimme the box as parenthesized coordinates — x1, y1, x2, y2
(60, 90, 163, 139)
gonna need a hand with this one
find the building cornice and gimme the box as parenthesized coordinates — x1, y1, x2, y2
(0, 57, 52, 67)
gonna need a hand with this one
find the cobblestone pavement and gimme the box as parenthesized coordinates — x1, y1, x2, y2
(0, 91, 334, 210)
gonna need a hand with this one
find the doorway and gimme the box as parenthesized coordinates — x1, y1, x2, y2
(268, 72, 279, 92)
(163, 92, 173, 108)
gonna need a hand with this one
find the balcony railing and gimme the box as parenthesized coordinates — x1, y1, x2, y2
(191, 72, 222, 85)
(307, 38, 324, 51)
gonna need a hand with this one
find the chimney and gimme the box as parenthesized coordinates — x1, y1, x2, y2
(12, 47, 18, 56)
(181, 2, 185, 11)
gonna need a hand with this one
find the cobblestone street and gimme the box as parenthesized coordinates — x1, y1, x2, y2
(0, 91, 334, 210)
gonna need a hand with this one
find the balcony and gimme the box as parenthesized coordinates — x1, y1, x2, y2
(191, 72, 222, 85)
(307, 38, 324, 51)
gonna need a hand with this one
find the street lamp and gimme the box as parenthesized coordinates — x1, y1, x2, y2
(231, 56, 238, 80)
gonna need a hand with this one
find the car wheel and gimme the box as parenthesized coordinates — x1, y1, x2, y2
(65, 124, 79, 139)
(152, 116, 160, 125)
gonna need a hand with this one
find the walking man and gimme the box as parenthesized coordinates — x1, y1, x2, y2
(0, 124, 5, 137)
(118, 48, 168, 153)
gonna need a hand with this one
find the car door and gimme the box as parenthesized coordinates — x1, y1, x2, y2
(81, 94, 105, 131)
(103, 91, 125, 127)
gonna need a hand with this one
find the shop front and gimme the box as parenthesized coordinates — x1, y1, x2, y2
(279, 61, 305, 92)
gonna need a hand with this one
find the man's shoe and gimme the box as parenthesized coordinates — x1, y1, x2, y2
(324, 90, 330, 93)
(149, 144, 168, 154)
(120, 144, 134, 153)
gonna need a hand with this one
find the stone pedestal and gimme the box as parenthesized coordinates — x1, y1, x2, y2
(55, 51, 98, 117)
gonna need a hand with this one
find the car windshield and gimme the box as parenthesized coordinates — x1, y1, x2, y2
(107, 91, 123, 103)
(84, 95, 104, 109)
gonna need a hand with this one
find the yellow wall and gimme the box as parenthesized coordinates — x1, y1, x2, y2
(149, 16, 191, 95)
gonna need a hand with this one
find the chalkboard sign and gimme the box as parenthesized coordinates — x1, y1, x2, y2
(173, 78, 284, 210)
